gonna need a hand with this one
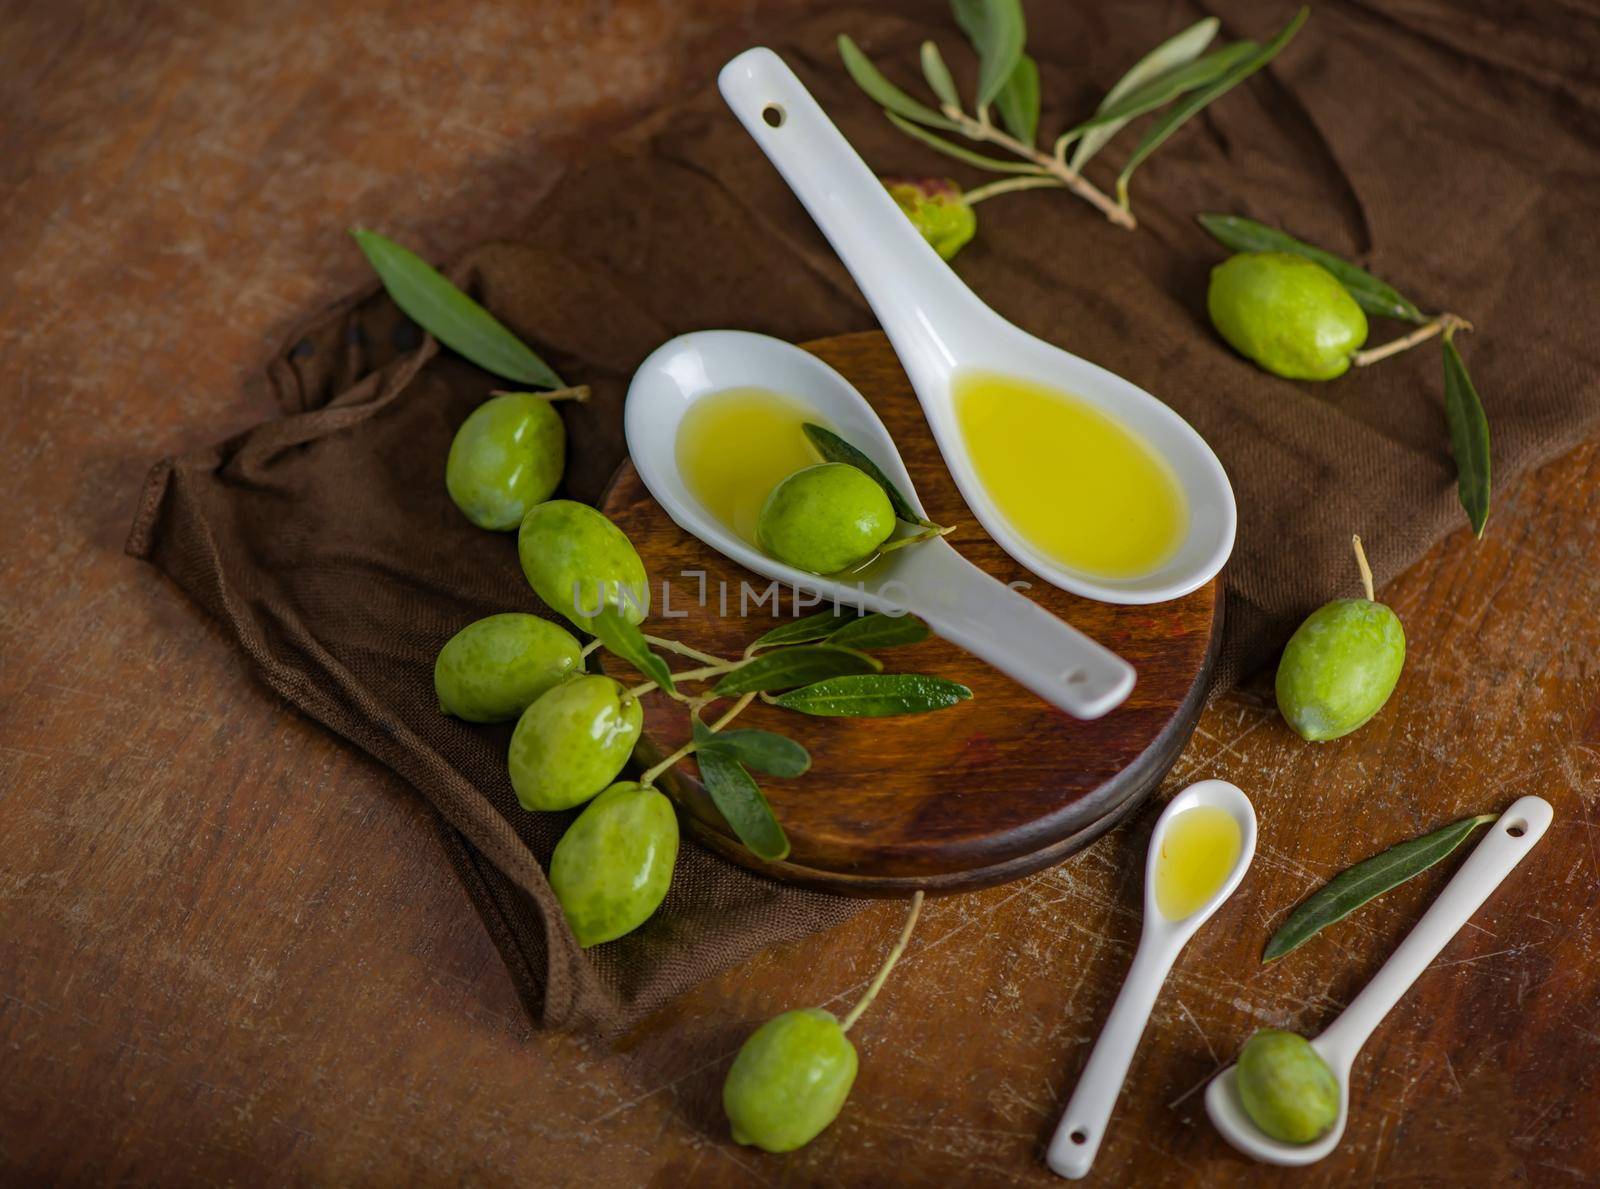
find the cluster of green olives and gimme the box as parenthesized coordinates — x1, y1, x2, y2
(1235, 1029, 1341, 1143)
(1208, 251, 1368, 381)
(757, 461, 895, 575)
(1275, 535, 1406, 742)
(437, 394, 677, 948)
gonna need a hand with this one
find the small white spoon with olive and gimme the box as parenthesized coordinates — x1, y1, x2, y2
(1206, 795, 1553, 1166)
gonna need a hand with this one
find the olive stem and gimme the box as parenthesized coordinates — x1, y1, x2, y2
(879, 523, 958, 556)
(1352, 313, 1472, 368)
(580, 638, 603, 659)
(1352, 534, 1376, 603)
(940, 105, 1136, 230)
(841, 890, 925, 1033)
(491, 385, 591, 403)
(963, 175, 1067, 206)
(644, 635, 730, 667)
(637, 692, 756, 786)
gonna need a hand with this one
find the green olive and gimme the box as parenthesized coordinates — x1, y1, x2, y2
(1236, 1029, 1340, 1144)
(549, 781, 678, 947)
(885, 177, 976, 262)
(446, 392, 565, 530)
(518, 500, 649, 628)
(1207, 251, 1368, 380)
(433, 613, 583, 723)
(1276, 597, 1405, 742)
(756, 463, 894, 574)
(507, 675, 642, 811)
(723, 1008, 858, 1152)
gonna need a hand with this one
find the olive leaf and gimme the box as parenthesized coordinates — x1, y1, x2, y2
(774, 674, 973, 716)
(1442, 332, 1492, 538)
(838, 35, 961, 130)
(1263, 813, 1496, 961)
(994, 53, 1040, 147)
(1068, 16, 1219, 171)
(713, 644, 882, 696)
(350, 229, 565, 388)
(1060, 41, 1260, 146)
(1196, 213, 1426, 323)
(1116, 7, 1309, 208)
(747, 607, 865, 652)
(589, 608, 674, 694)
(696, 747, 790, 862)
(884, 111, 1052, 175)
(827, 613, 930, 650)
(693, 718, 811, 778)
(802, 423, 934, 526)
(951, 0, 1026, 111)
(920, 40, 961, 110)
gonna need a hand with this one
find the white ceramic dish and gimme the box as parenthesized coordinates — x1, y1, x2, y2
(1047, 780, 1257, 1178)
(718, 47, 1236, 606)
(625, 329, 1135, 719)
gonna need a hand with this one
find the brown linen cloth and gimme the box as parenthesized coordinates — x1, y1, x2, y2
(126, 1, 1600, 1035)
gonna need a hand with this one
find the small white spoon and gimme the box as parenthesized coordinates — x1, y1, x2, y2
(625, 329, 1134, 719)
(718, 48, 1236, 606)
(1046, 780, 1257, 1178)
(1206, 794, 1553, 1167)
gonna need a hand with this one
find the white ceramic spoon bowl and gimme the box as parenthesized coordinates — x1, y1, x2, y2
(1046, 780, 1258, 1178)
(1205, 794, 1554, 1167)
(626, 329, 1135, 719)
(718, 48, 1236, 606)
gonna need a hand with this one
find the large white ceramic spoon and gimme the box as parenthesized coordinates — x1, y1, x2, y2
(1046, 780, 1257, 1178)
(1205, 794, 1554, 1167)
(626, 329, 1135, 719)
(718, 48, 1236, 606)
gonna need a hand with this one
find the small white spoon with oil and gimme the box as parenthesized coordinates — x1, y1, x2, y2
(1205, 794, 1553, 1167)
(1046, 780, 1257, 1178)
(626, 329, 1134, 719)
(718, 48, 1235, 606)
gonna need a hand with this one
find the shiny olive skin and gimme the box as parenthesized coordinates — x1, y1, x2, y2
(518, 500, 649, 628)
(549, 781, 679, 947)
(1275, 598, 1406, 742)
(723, 1008, 858, 1152)
(1208, 251, 1368, 380)
(757, 463, 894, 575)
(446, 392, 565, 530)
(433, 613, 583, 723)
(507, 675, 642, 811)
(1236, 1029, 1340, 1144)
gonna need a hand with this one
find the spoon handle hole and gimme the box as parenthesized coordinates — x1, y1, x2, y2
(1069, 1129, 1089, 1145)
(760, 103, 785, 128)
(1506, 820, 1527, 837)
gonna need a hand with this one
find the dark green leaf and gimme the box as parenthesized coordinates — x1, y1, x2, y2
(589, 609, 674, 694)
(696, 749, 790, 861)
(1442, 334, 1492, 538)
(920, 40, 960, 110)
(693, 719, 811, 778)
(1062, 42, 1260, 143)
(1069, 17, 1219, 171)
(827, 613, 930, 650)
(774, 674, 972, 716)
(803, 423, 926, 524)
(1116, 8, 1309, 208)
(884, 111, 1051, 175)
(713, 645, 882, 696)
(994, 53, 1040, 147)
(1263, 813, 1496, 961)
(747, 607, 865, 652)
(950, 0, 984, 45)
(838, 35, 961, 130)
(1196, 213, 1427, 323)
(350, 229, 565, 388)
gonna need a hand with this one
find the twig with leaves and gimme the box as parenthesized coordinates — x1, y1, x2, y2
(1198, 214, 1492, 537)
(839, 4, 1309, 235)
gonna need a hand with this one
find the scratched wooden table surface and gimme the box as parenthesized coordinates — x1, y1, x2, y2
(3, 2, 1597, 1185)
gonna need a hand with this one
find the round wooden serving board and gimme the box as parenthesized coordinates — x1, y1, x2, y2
(600, 331, 1221, 894)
